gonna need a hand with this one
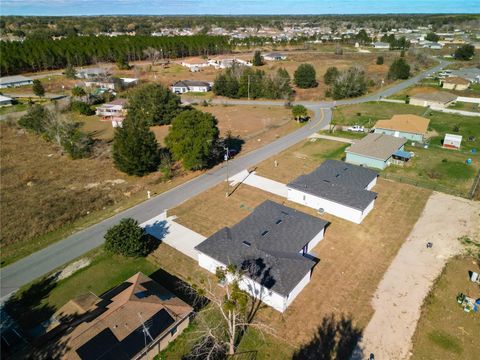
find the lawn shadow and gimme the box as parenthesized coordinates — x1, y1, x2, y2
(143, 219, 169, 254)
(292, 314, 362, 360)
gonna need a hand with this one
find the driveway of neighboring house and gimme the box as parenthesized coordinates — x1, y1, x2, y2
(351, 192, 480, 360)
(141, 212, 206, 261)
(229, 170, 288, 198)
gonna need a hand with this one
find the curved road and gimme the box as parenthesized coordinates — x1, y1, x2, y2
(0, 60, 447, 298)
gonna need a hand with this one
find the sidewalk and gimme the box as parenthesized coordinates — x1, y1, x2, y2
(229, 170, 288, 197)
(141, 212, 206, 260)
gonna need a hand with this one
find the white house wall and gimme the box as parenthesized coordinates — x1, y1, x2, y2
(285, 271, 311, 308)
(306, 228, 325, 252)
(287, 188, 366, 224)
(366, 176, 377, 191)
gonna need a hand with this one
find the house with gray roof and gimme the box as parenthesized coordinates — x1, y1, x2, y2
(409, 91, 457, 109)
(287, 160, 378, 224)
(195, 200, 328, 312)
(171, 80, 211, 93)
(345, 133, 408, 170)
(449, 67, 480, 84)
(0, 75, 33, 89)
(263, 52, 287, 61)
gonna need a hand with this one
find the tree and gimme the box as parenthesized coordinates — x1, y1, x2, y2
(112, 115, 160, 176)
(64, 63, 76, 79)
(104, 218, 152, 257)
(331, 67, 367, 100)
(425, 32, 440, 42)
(71, 101, 94, 115)
(454, 44, 475, 60)
(32, 80, 45, 97)
(388, 58, 411, 80)
(165, 109, 219, 170)
(294, 64, 317, 88)
(187, 264, 276, 357)
(324, 67, 339, 85)
(116, 54, 131, 70)
(18, 104, 48, 134)
(143, 47, 161, 65)
(60, 122, 94, 159)
(292, 104, 308, 121)
(127, 83, 181, 125)
(376, 56, 384, 65)
(252, 50, 264, 66)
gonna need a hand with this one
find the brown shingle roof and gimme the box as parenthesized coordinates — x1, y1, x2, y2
(410, 91, 457, 104)
(375, 114, 430, 135)
(443, 76, 470, 85)
(346, 133, 407, 161)
(63, 273, 193, 360)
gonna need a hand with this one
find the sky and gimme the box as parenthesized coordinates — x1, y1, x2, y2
(1, 0, 478, 16)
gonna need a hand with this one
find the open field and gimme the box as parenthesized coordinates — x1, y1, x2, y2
(0, 123, 202, 266)
(169, 137, 431, 353)
(411, 256, 480, 360)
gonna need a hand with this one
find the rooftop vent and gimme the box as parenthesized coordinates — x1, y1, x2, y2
(243, 241, 251, 247)
(335, 174, 340, 177)
(281, 211, 289, 216)
(323, 180, 330, 183)
(261, 230, 269, 236)
(275, 219, 283, 225)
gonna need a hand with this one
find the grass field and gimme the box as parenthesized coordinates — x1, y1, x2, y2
(411, 256, 480, 360)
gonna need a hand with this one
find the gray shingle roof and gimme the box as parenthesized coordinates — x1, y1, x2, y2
(288, 160, 378, 211)
(172, 80, 210, 88)
(195, 200, 328, 296)
(345, 133, 407, 161)
(0, 75, 33, 85)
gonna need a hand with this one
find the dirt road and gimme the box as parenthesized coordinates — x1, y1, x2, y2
(352, 192, 480, 360)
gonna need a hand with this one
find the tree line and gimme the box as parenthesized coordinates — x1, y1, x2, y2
(0, 34, 231, 75)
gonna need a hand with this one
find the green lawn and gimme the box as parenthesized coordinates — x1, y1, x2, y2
(4, 250, 157, 332)
(0, 103, 28, 115)
(449, 101, 479, 113)
(411, 256, 480, 360)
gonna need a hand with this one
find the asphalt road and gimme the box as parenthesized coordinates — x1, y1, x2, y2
(0, 60, 447, 298)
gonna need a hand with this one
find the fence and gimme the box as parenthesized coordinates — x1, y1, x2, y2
(380, 172, 479, 200)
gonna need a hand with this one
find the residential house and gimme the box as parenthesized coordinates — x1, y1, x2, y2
(422, 42, 444, 49)
(345, 133, 409, 170)
(195, 200, 329, 313)
(0, 95, 13, 106)
(208, 56, 252, 69)
(443, 133, 462, 150)
(171, 80, 211, 94)
(374, 114, 430, 142)
(95, 98, 128, 127)
(449, 68, 480, 84)
(76, 67, 109, 79)
(179, 58, 210, 72)
(57, 273, 193, 360)
(0, 75, 33, 88)
(287, 160, 378, 224)
(372, 42, 390, 49)
(409, 91, 457, 109)
(85, 77, 138, 91)
(263, 52, 287, 61)
(442, 76, 470, 91)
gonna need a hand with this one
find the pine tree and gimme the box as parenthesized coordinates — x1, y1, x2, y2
(32, 80, 45, 97)
(252, 50, 264, 66)
(388, 58, 411, 80)
(294, 64, 317, 88)
(64, 63, 77, 79)
(112, 114, 160, 176)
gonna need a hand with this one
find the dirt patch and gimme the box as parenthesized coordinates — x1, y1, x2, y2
(354, 193, 480, 360)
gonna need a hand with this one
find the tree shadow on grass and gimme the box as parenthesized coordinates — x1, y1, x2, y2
(292, 314, 362, 360)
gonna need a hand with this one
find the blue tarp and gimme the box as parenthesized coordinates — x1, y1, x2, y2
(393, 150, 412, 159)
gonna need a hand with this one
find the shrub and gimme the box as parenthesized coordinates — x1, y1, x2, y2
(324, 67, 339, 85)
(376, 56, 384, 65)
(71, 101, 94, 115)
(388, 58, 410, 80)
(104, 218, 152, 257)
(294, 64, 317, 88)
(454, 44, 475, 60)
(331, 67, 367, 100)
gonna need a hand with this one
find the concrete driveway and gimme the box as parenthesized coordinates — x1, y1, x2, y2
(141, 212, 205, 261)
(230, 170, 288, 197)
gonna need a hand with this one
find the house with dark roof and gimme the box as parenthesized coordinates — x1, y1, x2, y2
(171, 80, 211, 94)
(345, 133, 409, 170)
(195, 200, 328, 312)
(287, 160, 378, 224)
(56, 273, 193, 360)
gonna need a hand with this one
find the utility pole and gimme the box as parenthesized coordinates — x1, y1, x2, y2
(224, 146, 230, 197)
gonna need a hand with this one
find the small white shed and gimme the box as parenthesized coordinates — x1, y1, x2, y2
(443, 134, 462, 150)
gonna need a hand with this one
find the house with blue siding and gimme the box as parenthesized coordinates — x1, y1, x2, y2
(345, 133, 408, 170)
(374, 114, 430, 143)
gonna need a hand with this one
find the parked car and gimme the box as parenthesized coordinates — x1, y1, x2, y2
(347, 125, 364, 132)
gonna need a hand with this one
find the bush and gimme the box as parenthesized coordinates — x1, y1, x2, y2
(18, 104, 48, 134)
(331, 67, 367, 100)
(252, 50, 264, 66)
(294, 63, 317, 89)
(388, 58, 410, 80)
(104, 218, 152, 257)
(324, 67, 339, 85)
(454, 44, 475, 60)
(71, 101, 94, 115)
(32, 79, 45, 97)
(61, 123, 94, 159)
(376, 56, 384, 65)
